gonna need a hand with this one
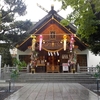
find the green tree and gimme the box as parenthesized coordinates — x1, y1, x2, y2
(94, 64, 100, 79)
(0, 0, 33, 66)
(0, 0, 33, 44)
(55, 0, 100, 54)
(5, 20, 33, 45)
(0, 0, 32, 66)
(0, 43, 13, 67)
(11, 58, 26, 80)
(2, 47, 13, 67)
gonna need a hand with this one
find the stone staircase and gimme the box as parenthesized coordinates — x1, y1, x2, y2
(14, 73, 96, 84)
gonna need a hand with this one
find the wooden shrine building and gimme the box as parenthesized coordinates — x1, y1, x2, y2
(15, 5, 88, 73)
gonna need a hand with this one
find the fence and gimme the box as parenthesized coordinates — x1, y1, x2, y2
(0, 65, 98, 76)
(79, 66, 97, 74)
(0, 65, 28, 79)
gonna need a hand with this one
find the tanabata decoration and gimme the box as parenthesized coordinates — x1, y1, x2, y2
(63, 35, 67, 51)
(39, 35, 43, 51)
(31, 35, 36, 51)
(70, 34, 74, 52)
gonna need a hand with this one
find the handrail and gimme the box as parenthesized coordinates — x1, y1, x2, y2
(0, 66, 97, 74)
(1, 66, 27, 73)
(79, 66, 97, 74)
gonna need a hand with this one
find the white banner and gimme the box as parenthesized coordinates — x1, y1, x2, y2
(62, 63, 68, 71)
(0, 55, 1, 78)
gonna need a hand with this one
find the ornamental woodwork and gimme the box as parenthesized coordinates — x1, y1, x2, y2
(36, 24, 70, 51)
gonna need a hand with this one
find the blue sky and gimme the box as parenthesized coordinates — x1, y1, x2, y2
(16, 0, 73, 22)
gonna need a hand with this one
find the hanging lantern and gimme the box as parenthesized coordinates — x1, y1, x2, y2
(39, 35, 43, 51)
(31, 35, 36, 51)
(63, 35, 67, 51)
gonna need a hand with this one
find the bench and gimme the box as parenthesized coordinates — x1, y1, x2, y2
(0, 79, 11, 92)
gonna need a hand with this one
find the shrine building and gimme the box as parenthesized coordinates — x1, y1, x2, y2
(15, 5, 100, 73)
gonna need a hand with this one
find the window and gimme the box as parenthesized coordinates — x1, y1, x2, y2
(50, 31, 56, 39)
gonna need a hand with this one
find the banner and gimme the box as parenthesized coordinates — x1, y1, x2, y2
(62, 63, 68, 71)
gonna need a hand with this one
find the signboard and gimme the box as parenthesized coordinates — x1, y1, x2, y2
(62, 54, 68, 59)
(62, 63, 68, 71)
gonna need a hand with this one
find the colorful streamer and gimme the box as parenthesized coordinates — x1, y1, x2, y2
(70, 34, 74, 52)
(31, 35, 36, 51)
(39, 35, 43, 51)
(63, 35, 67, 51)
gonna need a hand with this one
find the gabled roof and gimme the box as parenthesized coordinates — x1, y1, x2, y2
(16, 5, 87, 51)
(26, 5, 76, 35)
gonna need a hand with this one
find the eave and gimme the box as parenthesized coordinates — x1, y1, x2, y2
(16, 7, 87, 51)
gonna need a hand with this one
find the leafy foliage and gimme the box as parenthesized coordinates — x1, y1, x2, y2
(5, 20, 33, 44)
(11, 69, 19, 80)
(13, 58, 26, 70)
(0, 43, 13, 67)
(0, 0, 33, 46)
(0, 0, 33, 66)
(55, 0, 100, 54)
(11, 58, 27, 80)
(94, 64, 100, 79)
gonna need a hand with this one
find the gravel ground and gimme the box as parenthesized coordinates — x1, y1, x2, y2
(0, 84, 99, 100)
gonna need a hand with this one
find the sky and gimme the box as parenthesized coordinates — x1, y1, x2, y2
(16, 0, 73, 22)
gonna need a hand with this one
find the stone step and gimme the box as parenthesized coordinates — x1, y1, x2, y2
(19, 73, 92, 77)
(16, 73, 96, 83)
(16, 78, 96, 84)
(1, 72, 96, 84)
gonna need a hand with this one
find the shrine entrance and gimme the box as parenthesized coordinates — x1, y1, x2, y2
(46, 55, 60, 73)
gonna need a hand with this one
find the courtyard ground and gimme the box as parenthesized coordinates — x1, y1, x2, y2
(0, 83, 99, 100)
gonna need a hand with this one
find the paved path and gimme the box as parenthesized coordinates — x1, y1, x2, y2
(4, 83, 99, 100)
